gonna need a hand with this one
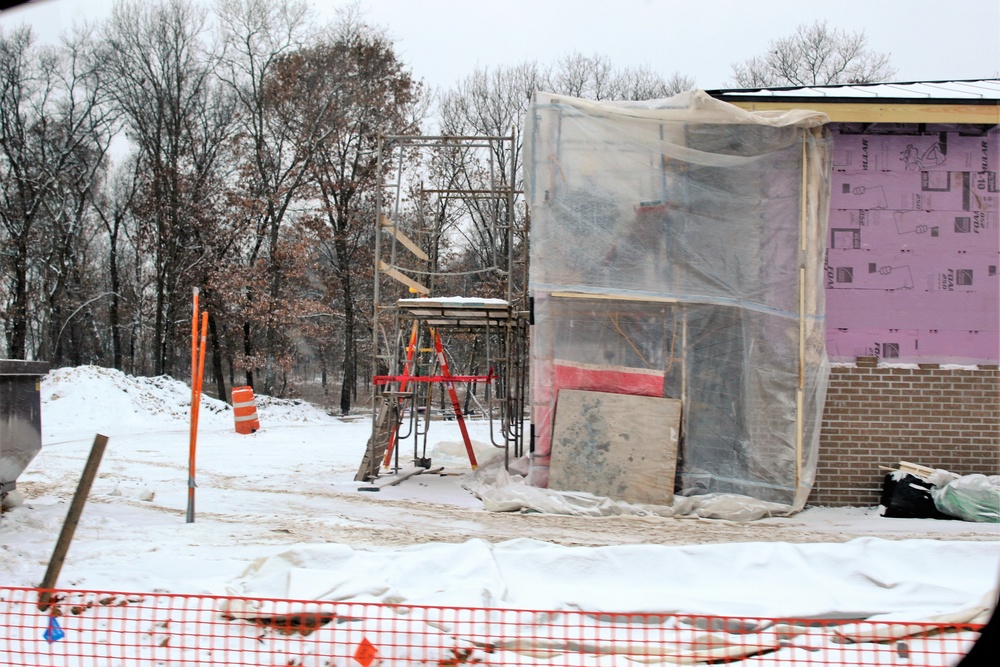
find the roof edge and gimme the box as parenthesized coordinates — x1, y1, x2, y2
(710, 95, 998, 107)
(705, 80, 1000, 123)
(706, 78, 1000, 97)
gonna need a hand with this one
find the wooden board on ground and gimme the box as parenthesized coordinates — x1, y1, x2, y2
(549, 389, 680, 506)
(359, 466, 445, 491)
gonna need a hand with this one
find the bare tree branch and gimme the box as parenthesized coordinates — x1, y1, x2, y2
(729, 20, 896, 87)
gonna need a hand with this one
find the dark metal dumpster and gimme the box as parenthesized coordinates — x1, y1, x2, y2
(0, 360, 50, 496)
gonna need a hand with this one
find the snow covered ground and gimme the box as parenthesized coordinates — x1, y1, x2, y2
(1, 366, 997, 624)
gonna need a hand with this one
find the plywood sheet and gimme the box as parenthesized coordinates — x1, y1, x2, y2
(549, 389, 680, 506)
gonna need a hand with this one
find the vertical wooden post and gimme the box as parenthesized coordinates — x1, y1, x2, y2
(38, 434, 109, 611)
(795, 132, 809, 494)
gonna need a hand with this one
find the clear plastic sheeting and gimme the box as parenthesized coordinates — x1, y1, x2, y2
(523, 91, 832, 509)
(467, 457, 795, 522)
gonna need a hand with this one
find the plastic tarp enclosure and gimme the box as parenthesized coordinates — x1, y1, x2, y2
(523, 91, 832, 510)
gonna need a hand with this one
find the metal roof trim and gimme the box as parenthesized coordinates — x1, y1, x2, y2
(706, 79, 1000, 104)
(706, 95, 999, 106)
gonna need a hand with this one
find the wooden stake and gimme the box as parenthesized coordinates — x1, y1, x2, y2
(38, 434, 109, 611)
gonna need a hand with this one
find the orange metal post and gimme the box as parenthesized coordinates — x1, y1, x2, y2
(187, 290, 199, 524)
(187, 307, 208, 524)
(196, 312, 208, 397)
(433, 329, 477, 469)
(189, 289, 199, 438)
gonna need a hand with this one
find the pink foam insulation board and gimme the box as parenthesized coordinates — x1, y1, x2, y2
(828, 209, 998, 250)
(825, 126, 999, 363)
(832, 132, 998, 173)
(831, 171, 998, 212)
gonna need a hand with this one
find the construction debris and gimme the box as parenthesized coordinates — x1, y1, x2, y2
(880, 461, 999, 523)
(358, 466, 444, 492)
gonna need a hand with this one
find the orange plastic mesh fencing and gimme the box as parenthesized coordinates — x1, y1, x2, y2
(0, 586, 983, 666)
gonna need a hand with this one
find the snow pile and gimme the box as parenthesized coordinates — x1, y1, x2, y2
(42, 365, 230, 432)
(251, 393, 339, 426)
(428, 436, 505, 468)
(41, 365, 337, 435)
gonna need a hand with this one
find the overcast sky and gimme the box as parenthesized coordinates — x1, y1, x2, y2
(2, 0, 999, 92)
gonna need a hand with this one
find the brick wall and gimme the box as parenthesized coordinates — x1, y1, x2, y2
(810, 365, 1000, 507)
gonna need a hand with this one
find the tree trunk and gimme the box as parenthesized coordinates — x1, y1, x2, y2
(261, 203, 283, 395)
(109, 230, 123, 370)
(129, 316, 138, 374)
(321, 355, 328, 395)
(162, 294, 176, 377)
(7, 243, 30, 359)
(243, 319, 254, 390)
(209, 312, 226, 402)
(336, 237, 356, 416)
(339, 278, 355, 416)
(154, 269, 167, 376)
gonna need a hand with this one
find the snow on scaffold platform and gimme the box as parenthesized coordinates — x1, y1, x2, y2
(396, 297, 512, 328)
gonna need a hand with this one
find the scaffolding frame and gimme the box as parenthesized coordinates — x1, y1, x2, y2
(357, 132, 529, 483)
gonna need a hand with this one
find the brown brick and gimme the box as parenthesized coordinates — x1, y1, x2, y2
(813, 367, 1000, 507)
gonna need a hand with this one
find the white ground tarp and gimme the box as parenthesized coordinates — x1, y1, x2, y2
(228, 536, 998, 622)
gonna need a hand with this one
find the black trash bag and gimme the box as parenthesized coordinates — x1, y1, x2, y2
(880, 473, 954, 520)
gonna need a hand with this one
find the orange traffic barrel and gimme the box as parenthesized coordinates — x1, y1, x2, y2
(231, 386, 260, 434)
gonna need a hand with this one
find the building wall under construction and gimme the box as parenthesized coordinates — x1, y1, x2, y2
(813, 121, 999, 505)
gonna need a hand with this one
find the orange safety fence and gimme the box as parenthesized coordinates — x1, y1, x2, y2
(0, 586, 984, 666)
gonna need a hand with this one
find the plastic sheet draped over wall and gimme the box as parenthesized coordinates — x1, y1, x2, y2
(523, 91, 832, 509)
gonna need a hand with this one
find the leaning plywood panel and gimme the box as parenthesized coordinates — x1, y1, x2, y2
(549, 389, 680, 506)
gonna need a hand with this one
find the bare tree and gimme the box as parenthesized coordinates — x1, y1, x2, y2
(552, 53, 693, 101)
(729, 20, 896, 87)
(215, 0, 323, 394)
(0, 26, 113, 360)
(438, 61, 540, 280)
(302, 18, 423, 414)
(552, 52, 615, 100)
(90, 154, 141, 371)
(101, 0, 236, 376)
